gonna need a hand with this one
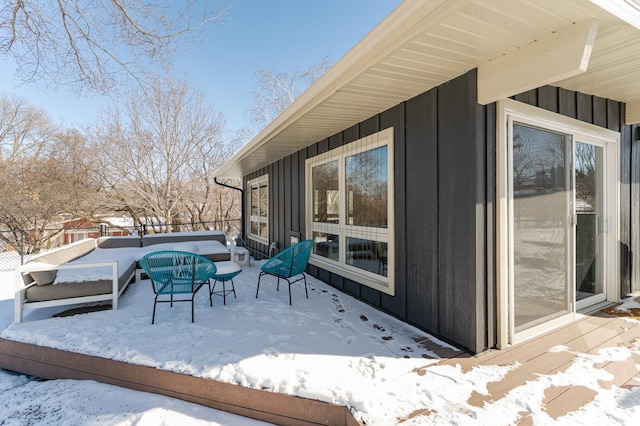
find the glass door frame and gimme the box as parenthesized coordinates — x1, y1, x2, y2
(496, 99, 620, 348)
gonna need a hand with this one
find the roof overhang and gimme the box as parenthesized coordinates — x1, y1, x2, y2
(214, 0, 640, 179)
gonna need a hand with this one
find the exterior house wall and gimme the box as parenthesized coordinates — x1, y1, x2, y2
(243, 68, 640, 354)
(246, 70, 492, 353)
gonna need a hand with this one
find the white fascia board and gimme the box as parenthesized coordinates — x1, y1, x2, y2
(478, 19, 599, 105)
(590, 0, 640, 30)
(626, 99, 640, 124)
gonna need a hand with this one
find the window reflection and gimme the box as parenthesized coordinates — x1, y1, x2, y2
(513, 126, 566, 198)
(259, 184, 268, 217)
(313, 160, 339, 223)
(575, 142, 602, 299)
(249, 176, 268, 242)
(346, 237, 388, 277)
(346, 146, 387, 228)
(575, 143, 596, 214)
(251, 187, 258, 216)
(313, 232, 339, 261)
(512, 123, 569, 331)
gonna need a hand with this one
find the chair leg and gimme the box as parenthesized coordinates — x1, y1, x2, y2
(288, 278, 292, 305)
(303, 273, 309, 299)
(191, 293, 195, 323)
(256, 273, 263, 298)
(222, 279, 227, 305)
(208, 279, 213, 307)
(152, 295, 159, 324)
(230, 279, 236, 298)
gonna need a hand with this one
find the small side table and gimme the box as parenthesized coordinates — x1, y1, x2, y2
(234, 247, 251, 266)
(209, 261, 242, 305)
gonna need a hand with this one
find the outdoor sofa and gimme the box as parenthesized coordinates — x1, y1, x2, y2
(14, 230, 235, 323)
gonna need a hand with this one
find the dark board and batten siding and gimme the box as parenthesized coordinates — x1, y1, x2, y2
(246, 70, 492, 354)
(437, 71, 489, 353)
(244, 68, 640, 354)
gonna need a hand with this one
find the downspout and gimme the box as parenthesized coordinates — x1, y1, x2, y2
(214, 177, 245, 242)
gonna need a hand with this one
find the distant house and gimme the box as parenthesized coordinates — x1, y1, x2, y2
(62, 217, 131, 245)
(214, 0, 640, 354)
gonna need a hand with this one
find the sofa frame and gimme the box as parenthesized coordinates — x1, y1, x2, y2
(14, 231, 234, 324)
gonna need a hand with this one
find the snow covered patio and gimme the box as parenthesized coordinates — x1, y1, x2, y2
(0, 260, 639, 425)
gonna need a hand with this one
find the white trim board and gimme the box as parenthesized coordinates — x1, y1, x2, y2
(478, 19, 599, 105)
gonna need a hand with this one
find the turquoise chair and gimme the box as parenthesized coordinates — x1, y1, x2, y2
(256, 240, 313, 305)
(140, 250, 218, 324)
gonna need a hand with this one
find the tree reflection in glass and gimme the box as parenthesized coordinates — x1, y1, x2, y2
(312, 160, 339, 224)
(512, 123, 570, 332)
(345, 146, 387, 228)
(575, 142, 602, 299)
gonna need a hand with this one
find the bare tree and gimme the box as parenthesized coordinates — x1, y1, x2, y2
(0, 95, 98, 253)
(52, 129, 103, 218)
(243, 56, 332, 138)
(182, 141, 241, 234)
(0, 1, 227, 94)
(91, 76, 238, 231)
(0, 94, 54, 160)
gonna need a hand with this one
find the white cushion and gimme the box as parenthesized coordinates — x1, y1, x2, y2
(173, 243, 199, 254)
(31, 270, 58, 286)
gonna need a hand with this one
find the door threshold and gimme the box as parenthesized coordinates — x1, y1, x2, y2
(577, 300, 615, 316)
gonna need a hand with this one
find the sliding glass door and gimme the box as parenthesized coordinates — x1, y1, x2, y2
(512, 123, 573, 333)
(498, 99, 618, 347)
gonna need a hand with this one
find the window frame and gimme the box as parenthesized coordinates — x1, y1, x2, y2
(305, 127, 395, 295)
(247, 174, 269, 245)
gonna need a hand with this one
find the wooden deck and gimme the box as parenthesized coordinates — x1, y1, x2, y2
(0, 310, 638, 424)
(435, 310, 640, 422)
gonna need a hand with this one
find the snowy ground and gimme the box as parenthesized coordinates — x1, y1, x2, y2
(1, 257, 640, 425)
(0, 368, 270, 426)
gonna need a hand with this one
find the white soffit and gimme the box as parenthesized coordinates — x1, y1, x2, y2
(214, 0, 640, 178)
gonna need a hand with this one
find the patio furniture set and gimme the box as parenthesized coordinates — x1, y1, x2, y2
(14, 232, 313, 324)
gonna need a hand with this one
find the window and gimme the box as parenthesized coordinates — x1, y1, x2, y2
(248, 175, 268, 244)
(306, 128, 394, 295)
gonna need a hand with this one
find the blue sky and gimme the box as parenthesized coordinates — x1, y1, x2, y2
(0, 1, 402, 135)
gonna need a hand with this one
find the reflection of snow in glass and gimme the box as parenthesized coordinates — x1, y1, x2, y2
(513, 123, 569, 331)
